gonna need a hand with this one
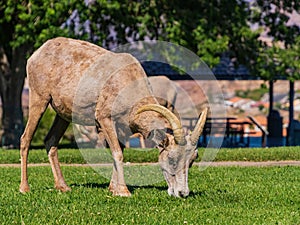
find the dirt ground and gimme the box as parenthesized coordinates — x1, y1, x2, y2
(1, 161, 300, 168)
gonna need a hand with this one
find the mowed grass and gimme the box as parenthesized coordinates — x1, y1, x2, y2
(1, 147, 300, 224)
(0, 146, 300, 164)
(0, 166, 299, 224)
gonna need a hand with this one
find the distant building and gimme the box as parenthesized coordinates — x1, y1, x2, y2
(226, 97, 256, 110)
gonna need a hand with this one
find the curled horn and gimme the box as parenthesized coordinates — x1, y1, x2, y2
(136, 104, 186, 145)
(190, 107, 208, 146)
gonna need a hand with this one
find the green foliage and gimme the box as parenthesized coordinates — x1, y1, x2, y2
(1, 0, 299, 149)
(235, 86, 268, 101)
(250, 1, 300, 45)
(80, 0, 261, 68)
(0, 0, 82, 51)
(256, 37, 300, 81)
(0, 166, 299, 224)
(251, 1, 300, 81)
(0, 0, 298, 78)
(193, 21, 229, 67)
(274, 102, 282, 110)
(281, 36, 300, 81)
(256, 44, 289, 80)
(258, 104, 265, 111)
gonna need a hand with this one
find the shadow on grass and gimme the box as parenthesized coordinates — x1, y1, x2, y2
(70, 182, 109, 189)
(69, 182, 209, 198)
(70, 182, 167, 193)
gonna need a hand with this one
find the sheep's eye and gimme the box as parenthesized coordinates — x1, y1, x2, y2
(168, 157, 178, 169)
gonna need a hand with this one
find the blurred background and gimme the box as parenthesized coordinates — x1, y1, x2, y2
(0, 0, 299, 148)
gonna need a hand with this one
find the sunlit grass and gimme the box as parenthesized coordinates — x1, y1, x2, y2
(0, 166, 299, 224)
(0, 146, 299, 164)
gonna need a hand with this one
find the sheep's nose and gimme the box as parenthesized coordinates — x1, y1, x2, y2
(178, 190, 189, 198)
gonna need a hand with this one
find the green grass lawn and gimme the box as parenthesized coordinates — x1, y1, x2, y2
(1, 147, 299, 224)
(0, 166, 299, 224)
(0, 146, 300, 164)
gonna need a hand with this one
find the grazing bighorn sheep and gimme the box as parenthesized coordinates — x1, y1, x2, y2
(76, 76, 178, 148)
(126, 76, 179, 148)
(20, 37, 208, 197)
(148, 76, 178, 113)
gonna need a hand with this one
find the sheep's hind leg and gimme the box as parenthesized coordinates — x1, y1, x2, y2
(45, 114, 71, 192)
(20, 96, 49, 193)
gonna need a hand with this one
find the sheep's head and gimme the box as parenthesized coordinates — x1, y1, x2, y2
(136, 105, 208, 197)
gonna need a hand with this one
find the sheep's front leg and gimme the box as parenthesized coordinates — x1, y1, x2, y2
(47, 147, 71, 192)
(100, 118, 131, 197)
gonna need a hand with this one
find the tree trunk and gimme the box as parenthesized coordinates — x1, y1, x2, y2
(0, 45, 27, 148)
(268, 80, 274, 113)
(287, 80, 295, 146)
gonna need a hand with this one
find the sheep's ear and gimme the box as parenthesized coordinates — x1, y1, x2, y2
(157, 133, 175, 152)
(148, 129, 166, 146)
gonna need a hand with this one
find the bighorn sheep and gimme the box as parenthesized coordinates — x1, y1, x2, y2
(20, 37, 207, 197)
(126, 75, 178, 148)
(76, 76, 177, 148)
(148, 76, 178, 112)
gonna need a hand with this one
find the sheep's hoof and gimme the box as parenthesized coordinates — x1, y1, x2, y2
(55, 184, 71, 192)
(112, 189, 132, 197)
(109, 182, 131, 197)
(20, 184, 30, 193)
